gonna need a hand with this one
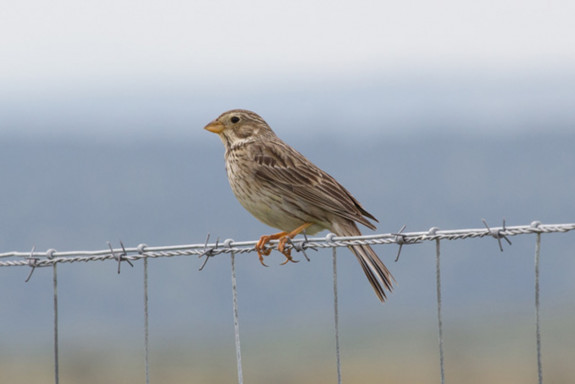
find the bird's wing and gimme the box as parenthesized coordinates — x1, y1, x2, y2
(251, 139, 378, 229)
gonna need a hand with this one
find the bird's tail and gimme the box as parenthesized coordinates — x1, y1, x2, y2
(332, 220, 394, 302)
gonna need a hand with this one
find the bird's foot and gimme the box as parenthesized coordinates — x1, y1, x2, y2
(256, 223, 313, 266)
(256, 233, 284, 267)
(278, 237, 299, 265)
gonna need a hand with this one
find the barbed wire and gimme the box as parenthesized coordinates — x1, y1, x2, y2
(1, 221, 574, 269)
(2, 219, 574, 384)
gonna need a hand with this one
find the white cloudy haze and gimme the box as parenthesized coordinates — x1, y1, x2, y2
(1, 0, 574, 137)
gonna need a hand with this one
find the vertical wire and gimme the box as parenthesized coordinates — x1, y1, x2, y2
(435, 239, 445, 384)
(231, 252, 244, 384)
(534, 233, 543, 384)
(332, 247, 342, 384)
(144, 257, 150, 384)
(52, 263, 60, 384)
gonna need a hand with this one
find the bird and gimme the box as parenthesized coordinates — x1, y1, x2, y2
(204, 109, 394, 302)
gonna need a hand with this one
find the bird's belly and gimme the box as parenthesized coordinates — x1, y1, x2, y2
(230, 178, 326, 235)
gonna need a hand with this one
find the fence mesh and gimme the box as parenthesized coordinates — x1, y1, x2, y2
(1, 220, 574, 384)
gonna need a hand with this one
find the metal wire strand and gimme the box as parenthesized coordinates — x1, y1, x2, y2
(2, 222, 573, 267)
(535, 233, 543, 384)
(1, 220, 573, 384)
(435, 239, 445, 384)
(52, 263, 59, 384)
(231, 252, 244, 384)
(144, 257, 150, 384)
(333, 247, 342, 384)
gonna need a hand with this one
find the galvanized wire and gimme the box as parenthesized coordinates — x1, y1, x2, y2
(143, 257, 150, 384)
(52, 263, 59, 384)
(535, 233, 543, 384)
(231, 252, 244, 384)
(435, 239, 445, 384)
(332, 247, 342, 384)
(1, 222, 573, 268)
(1, 220, 574, 384)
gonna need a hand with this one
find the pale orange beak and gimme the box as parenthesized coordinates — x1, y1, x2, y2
(204, 120, 225, 134)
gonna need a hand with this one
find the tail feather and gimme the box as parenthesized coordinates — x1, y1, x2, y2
(332, 221, 394, 302)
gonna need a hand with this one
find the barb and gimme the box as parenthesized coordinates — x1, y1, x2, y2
(25, 246, 38, 282)
(108, 241, 134, 274)
(198, 234, 220, 271)
(393, 225, 408, 262)
(285, 232, 317, 262)
(482, 218, 512, 252)
(1, 222, 574, 268)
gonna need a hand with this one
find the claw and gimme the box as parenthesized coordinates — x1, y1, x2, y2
(255, 222, 313, 266)
(255, 234, 276, 267)
(257, 251, 269, 267)
(279, 254, 299, 265)
(278, 237, 299, 265)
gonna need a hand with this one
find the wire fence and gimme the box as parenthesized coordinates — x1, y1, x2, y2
(1, 220, 574, 384)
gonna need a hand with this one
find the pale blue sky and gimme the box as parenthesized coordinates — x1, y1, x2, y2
(1, 0, 574, 137)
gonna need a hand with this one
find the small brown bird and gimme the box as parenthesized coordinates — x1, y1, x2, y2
(204, 109, 394, 301)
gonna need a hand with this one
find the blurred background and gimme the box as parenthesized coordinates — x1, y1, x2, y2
(1, 0, 574, 383)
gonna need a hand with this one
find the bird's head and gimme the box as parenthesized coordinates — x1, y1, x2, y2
(204, 109, 275, 148)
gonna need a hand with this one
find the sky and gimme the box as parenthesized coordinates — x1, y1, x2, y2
(1, 0, 575, 137)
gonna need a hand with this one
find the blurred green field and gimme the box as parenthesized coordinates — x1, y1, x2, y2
(2, 317, 573, 384)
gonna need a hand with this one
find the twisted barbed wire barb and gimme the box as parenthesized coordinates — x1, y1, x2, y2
(198, 234, 221, 271)
(1, 222, 574, 267)
(25, 246, 39, 282)
(107, 241, 133, 274)
(285, 231, 317, 262)
(393, 225, 408, 262)
(482, 218, 512, 252)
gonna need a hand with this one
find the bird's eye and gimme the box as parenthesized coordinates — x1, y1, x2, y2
(230, 116, 240, 123)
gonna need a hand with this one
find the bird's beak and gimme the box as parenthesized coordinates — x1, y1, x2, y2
(204, 120, 225, 134)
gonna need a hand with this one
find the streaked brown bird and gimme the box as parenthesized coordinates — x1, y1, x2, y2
(204, 109, 394, 301)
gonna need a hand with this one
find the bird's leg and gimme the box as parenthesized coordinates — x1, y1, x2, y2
(278, 223, 313, 265)
(256, 231, 287, 267)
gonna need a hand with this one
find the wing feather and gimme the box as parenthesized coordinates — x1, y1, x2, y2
(251, 139, 378, 229)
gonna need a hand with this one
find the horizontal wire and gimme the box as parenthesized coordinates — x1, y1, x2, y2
(1, 221, 574, 268)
